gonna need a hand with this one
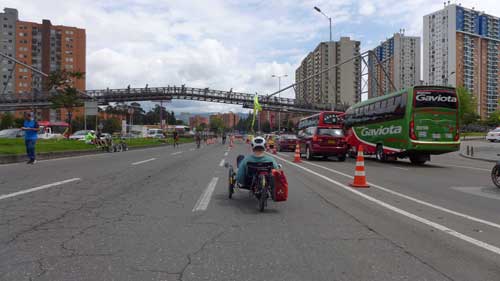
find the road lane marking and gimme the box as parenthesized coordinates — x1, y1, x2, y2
(0, 178, 81, 201)
(393, 167, 409, 171)
(219, 159, 225, 167)
(171, 151, 183, 156)
(283, 154, 500, 231)
(131, 158, 156, 165)
(224, 152, 228, 156)
(192, 177, 219, 212)
(272, 154, 500, 256)
(189, 148, 195, 151)
(432, 163, 489, 172)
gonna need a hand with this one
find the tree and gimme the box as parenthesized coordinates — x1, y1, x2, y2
(48, 69, 85, 136)
(456, 86, 478, 125)
(14, 118, 24, 128)
(130, 102, 145, 125)
(209, 116, 225, 133)
(486, 110, 500, 126)
(0, 112, 14, 129)
(102, 117, 122, 133)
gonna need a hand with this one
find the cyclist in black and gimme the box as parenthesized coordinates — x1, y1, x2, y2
(173, 131, 179, 148)
(222, 132, 227, 145)
(195, 131, 202, 148)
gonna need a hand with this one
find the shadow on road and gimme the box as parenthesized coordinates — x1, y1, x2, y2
(213, 193, 281, 214)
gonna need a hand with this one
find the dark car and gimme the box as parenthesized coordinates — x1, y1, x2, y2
(298, 126, 347, 161)
(277, 134, 298, 152)
(0, 129, 25, 139)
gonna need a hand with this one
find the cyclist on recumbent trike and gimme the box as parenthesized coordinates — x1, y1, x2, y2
(227, 136, 281, 211)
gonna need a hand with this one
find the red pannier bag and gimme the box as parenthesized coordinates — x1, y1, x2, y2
(272, 169, 288, 202)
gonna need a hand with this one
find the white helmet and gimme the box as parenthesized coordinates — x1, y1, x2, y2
(90, 130, 95, 133)
(251, 136, 266, 150)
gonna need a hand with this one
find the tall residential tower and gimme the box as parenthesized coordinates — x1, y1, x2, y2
(295, 37, 361, 109)
(423, 4, 500, 118)
(368, 32, 421, 98)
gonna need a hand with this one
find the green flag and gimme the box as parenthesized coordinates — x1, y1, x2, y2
(251, 94, 262, 132)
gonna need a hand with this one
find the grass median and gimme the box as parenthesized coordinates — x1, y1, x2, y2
(0, 137, 194, 156)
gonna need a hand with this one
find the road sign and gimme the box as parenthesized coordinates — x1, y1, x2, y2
(85, 101, 98, 116)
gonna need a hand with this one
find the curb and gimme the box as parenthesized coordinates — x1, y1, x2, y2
(459, 151, 496, 163)
(0, 142, 193, 165)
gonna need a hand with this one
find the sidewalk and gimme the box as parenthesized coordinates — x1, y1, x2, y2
(459, 140, 499, 162)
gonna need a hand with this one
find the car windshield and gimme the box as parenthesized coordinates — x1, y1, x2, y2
(317, 128, 344, 137)
(74, 131, 87, 135)
(281, 135, 297, 140)
(492, 128, 500, 132)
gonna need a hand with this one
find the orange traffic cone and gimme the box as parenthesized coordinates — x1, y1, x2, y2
(350, 145, 369, 188)
(293, 142, 302, 163)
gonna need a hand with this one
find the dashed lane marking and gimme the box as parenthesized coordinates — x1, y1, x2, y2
(189, 148, 195, 151)
(224, 152, 228, 156)
(393, 167, 409, 171)
(219, 159, 225, 167)
(171, 151, 183, 156)
(272, 153, 500, 256)
(192, 177, 219, 212)
(0, 178, 81, 201)
(131, 158, 156, 165)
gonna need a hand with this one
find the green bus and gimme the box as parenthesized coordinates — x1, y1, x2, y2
(344, 86, 460, 164)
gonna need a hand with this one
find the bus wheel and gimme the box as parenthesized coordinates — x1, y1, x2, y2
(409, 154, 427, 165)
(376, 145, 386, 162)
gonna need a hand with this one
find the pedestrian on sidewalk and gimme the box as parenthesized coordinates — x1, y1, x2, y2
(173, 131, 179, 148)
(21, 112, 39, 164)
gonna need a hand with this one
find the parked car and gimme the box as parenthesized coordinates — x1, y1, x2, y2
(0, 128, 24, 139)
(146, 129, 165, 139)
(298, 126, 348, 161)
(69, 130, 90, 141)
(486, 127, 500, 142)
(277, 134, 298, 151)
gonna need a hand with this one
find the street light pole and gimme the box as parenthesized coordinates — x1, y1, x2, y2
(314, 6, 332, 42)
(445, 71, 456, 86)
(272, 74, 288, 134)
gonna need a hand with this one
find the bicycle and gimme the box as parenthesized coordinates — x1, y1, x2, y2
(492, 154, 500, 189)
(226, 161, 275, 212)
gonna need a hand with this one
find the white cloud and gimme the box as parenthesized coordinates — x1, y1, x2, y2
(359, 1, 376, 16)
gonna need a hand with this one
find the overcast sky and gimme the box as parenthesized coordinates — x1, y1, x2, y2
(5, 0, 500, 113)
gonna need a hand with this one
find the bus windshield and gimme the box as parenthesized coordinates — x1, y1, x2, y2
(323, 113, 340, 124)
(415, 90, 457, 109)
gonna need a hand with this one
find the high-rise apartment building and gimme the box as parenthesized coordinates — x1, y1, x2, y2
(0, 7, 85, 121)
(368, 32, 421, 98)
(295, 37, 361, 109)
(0, 8, 18, 95)
(423, 4, 500, 118)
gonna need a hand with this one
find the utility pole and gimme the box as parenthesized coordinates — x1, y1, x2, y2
(272, 74, 288, 134)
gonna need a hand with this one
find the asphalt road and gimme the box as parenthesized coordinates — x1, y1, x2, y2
(1, 141, 500, 280)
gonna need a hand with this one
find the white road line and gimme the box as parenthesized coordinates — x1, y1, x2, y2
(219, 159, 225, 167)
(189, 148, 195, 151)
(393, 167, 409, 171)
(171, 151, 183, 156)
(131, 158, 156, 165)
(288, 155, 500, 231)
(272, 154, 500, 256)
(192, 177, 219, 212)
(224, 152, 228, 156)
(0, 178, 81, 201)
(432, 163, 489, 172)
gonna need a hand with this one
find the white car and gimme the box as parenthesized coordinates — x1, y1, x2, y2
(69, 130, 91, 141)
(486, 128, 500, 142)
